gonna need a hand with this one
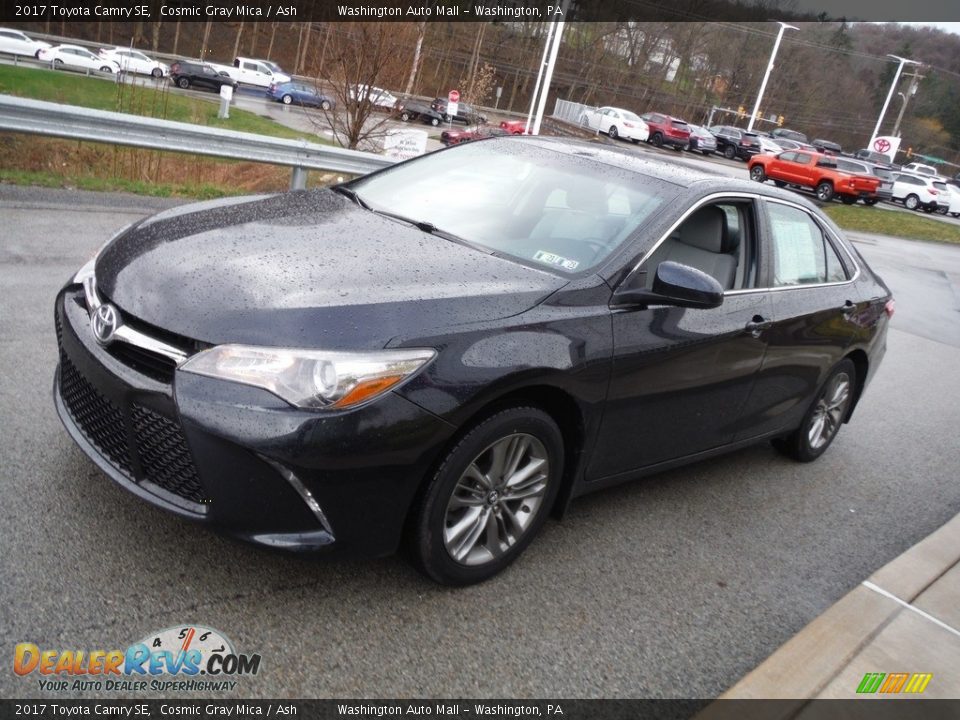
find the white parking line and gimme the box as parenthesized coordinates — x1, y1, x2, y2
(862, 580, 960, 638)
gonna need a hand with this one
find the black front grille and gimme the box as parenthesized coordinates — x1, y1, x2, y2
(132, 404, 206, 504)
(107, 343, 177, 384)
(59, 352, 132, 474)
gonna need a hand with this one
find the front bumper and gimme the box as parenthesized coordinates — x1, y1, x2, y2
(54, 288, 456, 557)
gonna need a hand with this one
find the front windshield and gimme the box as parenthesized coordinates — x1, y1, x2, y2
(349, 141, 674, 274)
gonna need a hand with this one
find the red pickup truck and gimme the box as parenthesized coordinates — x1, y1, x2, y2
(748, 150, 881, 204)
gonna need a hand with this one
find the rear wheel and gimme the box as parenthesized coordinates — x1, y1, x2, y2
(400, 110, 411, 121)
(723, 145, 736, 160)
(863, 198, 879, 206)
(53, 59, 64, 68)
(774, 180, 787, 188)
(773, 359, 855, 463)
(408, 407, 564, 586)
(749, 165, 766, 183)
(904, 194, 920, 210)
(282, 94, 293, 105)
(177, 77, 189, 89)
(151, 67, 163, 79)
(99, 65, 113, 73)
(816, 181, 835, 202)
(430, 117, 439, 126)
(841, 195, 858, 205)
(320, 100, 332, 110)
(608, 125, 619, 139)
(702, 150, 713, 156)
(936, 206, 948, 215)
(922, 205, 935, 213)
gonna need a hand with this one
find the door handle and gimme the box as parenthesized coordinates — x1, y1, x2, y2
(745, 315, 773, 337)
(841, 300, 856, 315)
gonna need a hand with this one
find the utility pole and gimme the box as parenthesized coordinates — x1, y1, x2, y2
(892, 68, 924, 138)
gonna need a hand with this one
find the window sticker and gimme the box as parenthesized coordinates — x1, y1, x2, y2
(533, 250, 579, 271)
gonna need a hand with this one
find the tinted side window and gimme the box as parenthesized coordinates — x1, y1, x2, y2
(779, 152, 797, 162)
(768, 203, 847, 286)
(794, 153, 812, 164)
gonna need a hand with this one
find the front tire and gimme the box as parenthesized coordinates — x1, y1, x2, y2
(773, 359, 855, 463)
(723, 145, 736, 160)
(651, 132, 663, 148)
(749, 165, 766, 183)
(863, 198, 879, 206)
(816, 181, 835, 202)
(409, 407, 564, 586)
(774, 180, 787, 188)
(608, 125, 619, 140)
(99, 65, 113, 73)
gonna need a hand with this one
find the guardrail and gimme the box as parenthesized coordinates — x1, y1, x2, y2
(0, 94, 394, 188)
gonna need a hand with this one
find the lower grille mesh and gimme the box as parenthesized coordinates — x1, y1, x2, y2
(59, 352, 132, 474)
(132, 404, 206, 504)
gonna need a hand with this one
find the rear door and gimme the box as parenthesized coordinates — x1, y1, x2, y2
(735, 198, 861, 439)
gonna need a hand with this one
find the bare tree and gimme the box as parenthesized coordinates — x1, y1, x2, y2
(317, 23, 417, 150)
(405, 21, 427, 95)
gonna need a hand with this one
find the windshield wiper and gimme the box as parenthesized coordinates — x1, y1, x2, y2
(370, 209, 494, 255)
(332, 185, 371, 209)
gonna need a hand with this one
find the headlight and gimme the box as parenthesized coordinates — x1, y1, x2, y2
(179, 345, 436, 410)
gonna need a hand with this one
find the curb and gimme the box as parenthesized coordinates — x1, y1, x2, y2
(718, 512, 960, 701)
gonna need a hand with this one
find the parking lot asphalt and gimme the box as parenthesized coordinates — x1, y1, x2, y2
(2, 184, 959, 700)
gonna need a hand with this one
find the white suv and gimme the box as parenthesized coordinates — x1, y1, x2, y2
(901, 162, 938, 178)
(891, 173, 943, 212)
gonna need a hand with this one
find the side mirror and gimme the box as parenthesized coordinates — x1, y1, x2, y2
(614, 261, 724, 310)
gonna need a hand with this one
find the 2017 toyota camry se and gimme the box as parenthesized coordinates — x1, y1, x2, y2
(54, 137, 892, 585)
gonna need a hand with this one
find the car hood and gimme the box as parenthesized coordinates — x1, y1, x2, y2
(95, 190, 567, 350)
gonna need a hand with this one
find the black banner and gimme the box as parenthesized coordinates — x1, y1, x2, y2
(2, 700, 960, 720)
(0, 0, 958, 24)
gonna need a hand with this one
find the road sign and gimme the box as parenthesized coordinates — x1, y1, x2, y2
(448, 90, 460, 103)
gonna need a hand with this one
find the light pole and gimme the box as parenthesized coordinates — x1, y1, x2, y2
(746, 21, 797, 132)
(869, 55, 920, 145)
(892, 69, 923, 138)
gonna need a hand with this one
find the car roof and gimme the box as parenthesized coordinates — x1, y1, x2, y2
(491, 136, 773, 192)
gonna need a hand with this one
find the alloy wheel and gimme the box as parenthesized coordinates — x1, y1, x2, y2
(442, 433, 549, 566)
(807, 371, 852, 450)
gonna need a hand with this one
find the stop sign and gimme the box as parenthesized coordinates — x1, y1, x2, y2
(448, 90, 460, 103)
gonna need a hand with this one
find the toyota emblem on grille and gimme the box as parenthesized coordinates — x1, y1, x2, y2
(91, 304, 121, 345)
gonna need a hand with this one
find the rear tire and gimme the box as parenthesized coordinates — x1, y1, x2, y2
(320, 100, 332, 110)
(177, 77, 189, 89)
(430, 117, 439, 126)
(936, 206, 948, 215)
(400, 110, 411, 122)
(151, 67, 163, 78)
(816, 181, 835, 202)
(608, 125, 619, 139)
(774, 180, 787, 188)
(863, 198, 879, 206)
(841, 195, 858, 205)
(408, 407, 564, 586)
(773, 359, 855, 463)
(282, 94, 293, 105)
(749, 166, 766, 183)
(99, 66, 113, 73)
(904, 194, 919, 210)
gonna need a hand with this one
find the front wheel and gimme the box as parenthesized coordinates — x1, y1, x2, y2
(320, 100, 332, 110)
(651, 132, 663, 148)
(749, 165, 766, 183)
(816, 181, 835, 202)
(774, 180, 787, 188)
(608, 125, 619, 139)
(773, 359, 855, 463)
(430, 117, 439, 126)
(400, 110, 411, 121)
(863, 198, 879, 206)
(99, 66, 113, 73)
(723, 145, 736, 160)
(936, 206, 948, 215)
(408, 407, 564, 586)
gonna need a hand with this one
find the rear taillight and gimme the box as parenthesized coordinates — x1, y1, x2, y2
(884, 300, 895, 318)
(624, 122, 635, 128)
(930, 190, 939, 195)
